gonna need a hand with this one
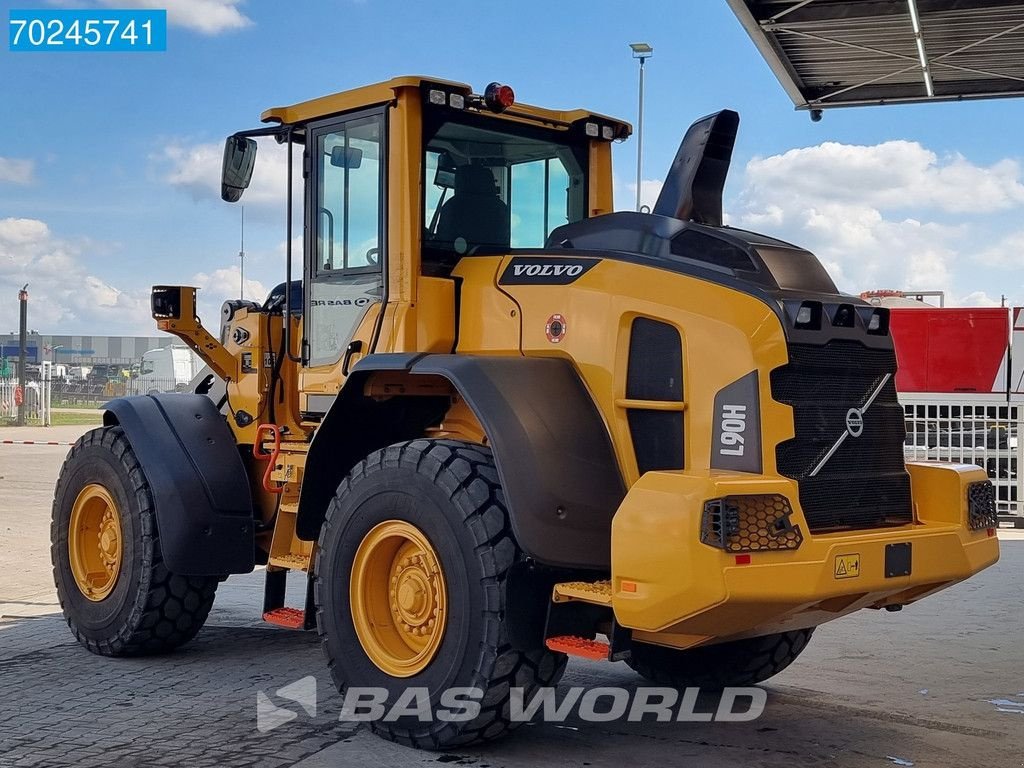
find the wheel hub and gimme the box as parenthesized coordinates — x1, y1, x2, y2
(350, 521, 447, 677)
(68, 484, 123, 601)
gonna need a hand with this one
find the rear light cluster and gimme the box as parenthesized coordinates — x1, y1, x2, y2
(701, 494, 804, 553)
(967, 480, 998, 531)
(786, 300, 889, 335)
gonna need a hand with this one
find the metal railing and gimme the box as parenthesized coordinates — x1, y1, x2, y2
(901, 393, 1024, 524)
(50, 378, 187, 406)
(1, 363, 53, 425)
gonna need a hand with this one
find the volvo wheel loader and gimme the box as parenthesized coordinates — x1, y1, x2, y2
(52, 76, 1000, 748)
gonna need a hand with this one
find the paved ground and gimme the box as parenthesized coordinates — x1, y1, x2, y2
(2, 423, 1023, 768)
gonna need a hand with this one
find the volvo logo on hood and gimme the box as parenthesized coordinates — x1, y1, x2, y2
(809, 373, 891, 478)
(499, 257, 598, 286)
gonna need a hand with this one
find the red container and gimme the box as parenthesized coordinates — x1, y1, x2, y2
(889, 308, 1009, 394)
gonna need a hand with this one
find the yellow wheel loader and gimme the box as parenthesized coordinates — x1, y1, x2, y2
(52, 76, 999, 747)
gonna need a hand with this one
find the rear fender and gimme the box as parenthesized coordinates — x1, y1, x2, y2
(297, 354, 626, 569)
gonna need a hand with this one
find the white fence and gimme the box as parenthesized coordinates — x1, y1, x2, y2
(0, 363, 54, 425)
(902, 393, 1024, 524)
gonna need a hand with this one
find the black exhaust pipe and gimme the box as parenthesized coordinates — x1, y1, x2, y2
(653, 110, 739, 227)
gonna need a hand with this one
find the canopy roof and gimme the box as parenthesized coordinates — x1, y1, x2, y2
(727, 0, 1024, 111)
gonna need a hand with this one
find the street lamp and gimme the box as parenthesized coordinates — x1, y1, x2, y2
(630, 42, 654, 212)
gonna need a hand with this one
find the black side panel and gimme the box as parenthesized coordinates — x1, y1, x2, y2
(653, 110, 739, 226)
(410, 355, 626, 569)
(626, 318, 685, 474)
(627, 318, 683, 400)
(297, 354, 626, 569)
(627, 410, 684, 474)
(104, 395, 254, 575)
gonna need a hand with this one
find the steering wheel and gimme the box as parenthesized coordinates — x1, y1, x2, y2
(365, 247, 380, 266)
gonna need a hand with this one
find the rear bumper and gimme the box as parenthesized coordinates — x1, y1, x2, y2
(610, 462, 999, 649)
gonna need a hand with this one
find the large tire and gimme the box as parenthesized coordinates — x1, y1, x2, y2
(315, 439, 567, 749)
(627, 628, 814, 688)
(51, 426, 219, 656)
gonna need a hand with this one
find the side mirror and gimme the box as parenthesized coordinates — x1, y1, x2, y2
(329, 145, 363, 169)
(434, 151, 456, 189)
(221, 135, 257, 203)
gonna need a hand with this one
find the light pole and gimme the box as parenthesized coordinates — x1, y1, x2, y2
(630, 42, 653, 212)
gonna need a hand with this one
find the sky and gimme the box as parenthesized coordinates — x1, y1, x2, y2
(2, 0, 1024, 335)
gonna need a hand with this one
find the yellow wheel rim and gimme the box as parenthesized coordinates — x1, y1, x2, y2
(68, 484, 123, 601)
(350, 520, 447, 677)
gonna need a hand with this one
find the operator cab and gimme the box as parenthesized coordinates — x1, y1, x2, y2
(218, 76, 628, 390)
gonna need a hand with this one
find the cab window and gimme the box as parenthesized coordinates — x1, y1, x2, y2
(422, 115, 587, 272)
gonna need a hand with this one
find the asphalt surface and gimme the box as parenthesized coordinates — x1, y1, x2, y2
(2, 424, 1023, 768)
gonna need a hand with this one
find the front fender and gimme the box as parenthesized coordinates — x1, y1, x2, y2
(104, 394, 255, 575)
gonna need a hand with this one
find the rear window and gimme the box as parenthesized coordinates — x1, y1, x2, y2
(669, 229, 757, 272)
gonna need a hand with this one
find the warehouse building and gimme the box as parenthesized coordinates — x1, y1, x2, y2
(0, 333, 170, 366)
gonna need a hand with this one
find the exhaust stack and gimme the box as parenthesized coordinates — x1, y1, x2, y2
(653, 110, 739, 227)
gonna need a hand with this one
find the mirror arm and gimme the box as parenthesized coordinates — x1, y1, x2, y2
(234, 125, 291, 140)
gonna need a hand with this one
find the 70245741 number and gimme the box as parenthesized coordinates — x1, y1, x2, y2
(8, 9, 167, 52)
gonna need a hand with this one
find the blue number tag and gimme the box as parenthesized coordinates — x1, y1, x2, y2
(9, 9, 167, 52)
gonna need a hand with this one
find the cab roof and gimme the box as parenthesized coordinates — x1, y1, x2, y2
(260, 75, 631, 135)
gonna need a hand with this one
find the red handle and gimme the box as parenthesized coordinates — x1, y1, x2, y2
(254, 424, 283, 494)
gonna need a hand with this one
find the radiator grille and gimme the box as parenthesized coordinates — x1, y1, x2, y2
(772, 341, 913, 532)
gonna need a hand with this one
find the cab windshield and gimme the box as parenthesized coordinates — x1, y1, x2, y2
(422, 112, 588, 271)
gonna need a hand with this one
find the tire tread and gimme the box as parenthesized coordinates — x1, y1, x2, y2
(315, 438, 567, 749)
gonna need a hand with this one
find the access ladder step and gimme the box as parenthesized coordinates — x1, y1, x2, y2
(262, 568, 316, 630)
(552, 580, 613, 606)
(262, 607, 307, 630)
(545, 635, 610, 661)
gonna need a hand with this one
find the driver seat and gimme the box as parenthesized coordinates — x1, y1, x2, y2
(435, 165, 511, 252)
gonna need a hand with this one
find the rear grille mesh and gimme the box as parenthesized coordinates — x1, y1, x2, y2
(772, 341, 913, 532)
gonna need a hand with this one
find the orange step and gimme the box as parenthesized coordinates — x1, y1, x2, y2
(545, 635, 609, 661)
(262, 607, 307, 629)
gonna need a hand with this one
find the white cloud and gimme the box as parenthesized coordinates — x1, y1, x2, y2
(190, 265, 267, 324)
(0, 217, 151, 334)
(731, 140, 1024, 305)
(743, 141, 1024, 215)
(50, 0, 252, 34)
(960, 291, 1002, 308)
(976, 230, 1024, 268)
(0, 157, 34, 185)
(161, 137, 299, 216)
(616, 177, 664, 212)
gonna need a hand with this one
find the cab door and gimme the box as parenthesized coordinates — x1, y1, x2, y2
(302, 108, 386, 408)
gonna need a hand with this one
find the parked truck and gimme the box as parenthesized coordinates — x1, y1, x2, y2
(137, 345, 202, 394)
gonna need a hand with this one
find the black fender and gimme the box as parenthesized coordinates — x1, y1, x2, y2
(103, 394, 255, 575)
(297, 353, 626, 569)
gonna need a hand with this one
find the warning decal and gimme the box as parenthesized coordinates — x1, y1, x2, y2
(834, 553, 861, 580)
